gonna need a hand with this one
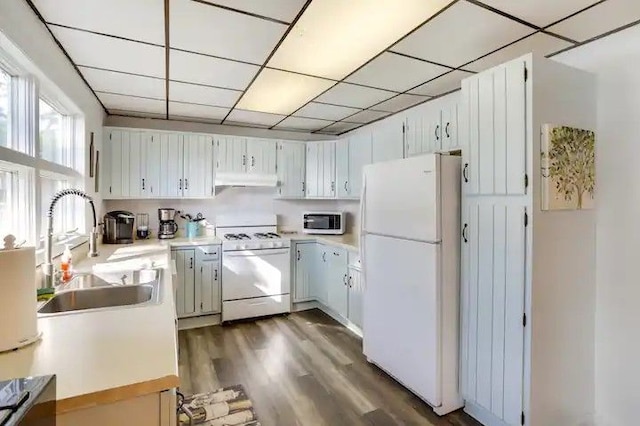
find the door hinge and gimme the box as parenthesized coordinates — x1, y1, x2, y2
(521, 411, 525, 425)
(524, 212, 529, 227)
(524, 66, 528, 82)
(524, 173, 529, 189)
(523, 313, 527, 327)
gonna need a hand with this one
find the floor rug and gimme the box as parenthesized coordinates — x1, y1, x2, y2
(178, 384, 260, 425)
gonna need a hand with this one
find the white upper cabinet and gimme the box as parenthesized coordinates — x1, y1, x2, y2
(371, 114, 404, 163)
(183, 133, 215, 198)
(215, 136, 247, 174)
(246, 138, 277, 175)
(305, 141, 336, 198)
(347, 132, 372, 198)
(461, 59, 526, 196)
(159, 132, 183, 198)
(276, 141, 306, 198)
(336, 139, 350, 198)
(440, 103, 459, 151)
(404, 106, 426, 157)
(403, 95, 459, 157)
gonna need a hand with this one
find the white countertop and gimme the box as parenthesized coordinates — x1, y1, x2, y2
(166, 236, 222, 247)
(282, 231, 360, 251)
(0, 241, 179, 409)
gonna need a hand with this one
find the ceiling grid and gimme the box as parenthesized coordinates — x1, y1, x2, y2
(24, 0, 639, 134)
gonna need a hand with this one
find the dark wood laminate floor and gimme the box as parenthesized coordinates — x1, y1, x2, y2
(178, 309, 481, 426)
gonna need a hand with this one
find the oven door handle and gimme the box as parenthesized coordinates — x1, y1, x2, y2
(224, 249, 290, 257)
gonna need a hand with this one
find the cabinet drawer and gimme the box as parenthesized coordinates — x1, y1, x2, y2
(195, 245, 220, 261)
(222, 294, 291, 322)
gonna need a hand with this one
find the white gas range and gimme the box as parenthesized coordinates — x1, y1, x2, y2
(216, 214, 291, 322)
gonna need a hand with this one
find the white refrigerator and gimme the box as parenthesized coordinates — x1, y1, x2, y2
(360, 153, 463, 415)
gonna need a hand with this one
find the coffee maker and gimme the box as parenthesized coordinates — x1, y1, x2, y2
(158, 208, 178, 239)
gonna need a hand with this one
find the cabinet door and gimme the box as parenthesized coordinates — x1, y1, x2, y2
(196, 255, 221, 314)
(322, 141, 336, 198)
(336, 139, 350, 198)
(159, 133, 183, 198)
(372, 114, 404, 163)
(441, 104, 458, 151)
(348, 132, 372, 197)
(312, 245, 329, 304)
(174, 249, 196, 317)
(127, 131, 143, 198)
(294, 243, 316, 302)
(107, 130, 123, 197)
(145, 133, 161, 197)
(426, 110, 442, 153)
(461, 201, 526, 425)
(247, 139, 276, 175)
(276, 141, 306, 198)
(216, 136, 247, 174)
(462, 59, 526, 195)
(305, 142, 320, 197)
(327, 247, 348, 318)
(404, 110, 424, 157)
(348, 268, 364, 328)
(184, 134, 214, 198)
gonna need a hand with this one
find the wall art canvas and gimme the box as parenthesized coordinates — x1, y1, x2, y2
(541, 124, 595, 211)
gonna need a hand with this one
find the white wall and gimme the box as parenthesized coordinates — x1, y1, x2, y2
(552, 25, 640, 426)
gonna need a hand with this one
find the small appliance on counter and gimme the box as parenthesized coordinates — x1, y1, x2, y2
(158, 208, 178, 240)
(0, 375, 56, 425)
(302, 211, 346, 235)
(136, 213, 150, 239)
(103, 210, 135, 244)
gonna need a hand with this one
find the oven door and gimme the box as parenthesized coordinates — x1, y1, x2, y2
(222, 248, 291, 301)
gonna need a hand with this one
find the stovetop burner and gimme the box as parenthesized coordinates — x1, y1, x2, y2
(254, 232, 281, 239)
(224, 233, 251, 240)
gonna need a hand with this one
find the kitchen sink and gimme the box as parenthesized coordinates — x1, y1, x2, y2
(38, 272, 162, 316)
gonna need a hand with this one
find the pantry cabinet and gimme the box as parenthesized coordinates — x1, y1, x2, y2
(276, 141, 306, 198)
(305, 141, 336, 198)
(172, 245, 221, 319)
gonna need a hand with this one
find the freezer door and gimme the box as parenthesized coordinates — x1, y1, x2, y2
(363, 154, 440, 242)
(362, 233, 441, 406)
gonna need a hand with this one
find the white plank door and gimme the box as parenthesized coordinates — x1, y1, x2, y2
(160, 133, 183, 198)
(276, 141, 305, 198)
(441, 104, 458, 151)
(425, 109, 442, 153)
(183, 134, 213, 198)
(336, 139, 350, 198)
(128, 131, 144, 198)
(107, 130, 123, 198)
(294, 242, 316, 302)
(371, 114, 404, 163)
(196, 250, 220, 314)
(145, 133, 160, 198)
(305, 142, 320, 198)
(313, 245, 329, 304)
(348, 132, 372, 198)
(404, 109, 425, 157)
(322, 141, 336, 198)
(348, 267, 364, 329)
(461, 200, 526, 425)
(327, 247, 348, 318)
(216, 136, 247, 174)
(247, 139, 277, 175)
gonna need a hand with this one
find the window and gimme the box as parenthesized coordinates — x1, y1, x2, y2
(0, 161, 32, 245)
(0, 69, 9, 148)
(39, 98, 71, 166)
(39, 172, 83, 245)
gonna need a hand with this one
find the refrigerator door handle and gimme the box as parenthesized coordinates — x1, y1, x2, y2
(359, 172, 367, 289)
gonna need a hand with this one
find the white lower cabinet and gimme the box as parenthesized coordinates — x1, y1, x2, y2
(293, 242, 316, 302)
(172, 245, 221, 319)
(326, 246, 349, 319)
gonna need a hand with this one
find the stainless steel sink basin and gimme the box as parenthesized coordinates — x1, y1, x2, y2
(38, 272, 162, 316)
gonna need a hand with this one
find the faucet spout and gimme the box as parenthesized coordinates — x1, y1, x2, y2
(43, 189, 99, 288)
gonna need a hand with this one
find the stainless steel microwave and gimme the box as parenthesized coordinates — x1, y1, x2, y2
(303, 212, 346, 235)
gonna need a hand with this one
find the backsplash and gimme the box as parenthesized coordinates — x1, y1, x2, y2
(104, 187, 360, 237)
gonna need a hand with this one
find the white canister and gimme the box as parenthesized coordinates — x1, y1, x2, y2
(0, 246, 39, 352)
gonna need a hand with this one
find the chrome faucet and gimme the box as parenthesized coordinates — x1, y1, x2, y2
(43, 189, 100, 288)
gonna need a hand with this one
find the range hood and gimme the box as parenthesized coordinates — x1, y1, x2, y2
(215, 172, 278, 187)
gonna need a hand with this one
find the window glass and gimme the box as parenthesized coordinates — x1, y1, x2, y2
(0, 169, 15, 240)
(40, 174, 75, 242)
(39, 99, 68, 166)
(0, 70, 9, 148)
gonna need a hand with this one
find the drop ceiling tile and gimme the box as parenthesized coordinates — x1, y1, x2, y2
(344, 110, 391, 124)
(318, 122, 363, 134)
(409, 70, 473, 96)
(50, 26, 165, 77)
(547, 0, 640, 42)
(274, 116, 334, 131)
(293, 102, 361, 121)
(79, 67, 165, 99)
(98, 92, 166, 114)
(346, 52, 450, 92)
(392, 1, 534, 68)
(169, 81, 240, 107)
(169, 102, 229, 120)
(466, 32, 572, 72)
(198, 0, 307, 23)
(476, 0, 599, 27)
(109, 109, 167, 119)
(34, 0, 165, 45)
(170, 50, 259, 90)
(170, 0, 286, 63)
(226, 109, 287, 127)
(315, 83, 395, 109)
(372, 94, 430, 113)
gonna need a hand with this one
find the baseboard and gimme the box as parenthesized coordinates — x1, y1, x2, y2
(178, 314, 220, 330)
(464, 401, 509, 426)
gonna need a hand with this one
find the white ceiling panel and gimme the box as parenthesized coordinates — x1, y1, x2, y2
(547, 0, 640, 42)
(50, 26, 165, 77)
(372, 94, 430, 113)
(170, 0, 286, 63)
(169, 102, 228, 120)
(274, 116, 334, 131)
(294, 102, 361, 121)
(409, 70, 473, 96)
(466, 32, 572, 72)
(226, 109, 287, 127)
(346, 52, 450, 92)
(169, 81, 240, 107)
(476, 0, 599, 27)
(79, 67, 165, 99)
(318, 121, 362, 134)
(199, 0, 307, 23)
(109, 109, 167, 119)
(33, 0, 165, 45)
(97, 93, 166, 114)
(170, 50, 259, 90)
(344, 109, 391, 124)
(392, 1, 533, 68)
(315, 83, 395, 109)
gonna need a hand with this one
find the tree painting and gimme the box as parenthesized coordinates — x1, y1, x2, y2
(541, 124, 595, 211)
